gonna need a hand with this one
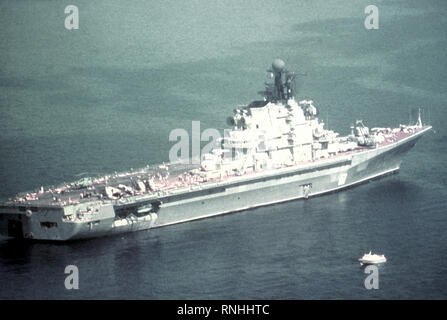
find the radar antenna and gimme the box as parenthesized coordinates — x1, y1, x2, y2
(261, 59, 304, 102)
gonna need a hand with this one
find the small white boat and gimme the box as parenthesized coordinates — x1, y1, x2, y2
(358, 251, 387, 265)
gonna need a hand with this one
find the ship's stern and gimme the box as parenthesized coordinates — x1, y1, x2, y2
(0, 202, 117, 241)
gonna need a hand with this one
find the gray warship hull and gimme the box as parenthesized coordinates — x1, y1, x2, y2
(0, 126, 430, 241)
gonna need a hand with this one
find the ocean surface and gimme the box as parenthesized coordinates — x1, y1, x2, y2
(0, 0, 446, 299)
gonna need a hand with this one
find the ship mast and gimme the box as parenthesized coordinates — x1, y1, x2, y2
(417, 108, 422, 127)
(263, 58, 296, 103)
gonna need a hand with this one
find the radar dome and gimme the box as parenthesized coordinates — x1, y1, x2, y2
(272, 59, 285, 72)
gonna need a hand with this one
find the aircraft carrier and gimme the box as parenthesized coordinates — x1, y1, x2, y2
(0, 59, 432, 241)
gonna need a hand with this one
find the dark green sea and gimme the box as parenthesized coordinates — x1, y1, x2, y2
(0, 0, 446, 299)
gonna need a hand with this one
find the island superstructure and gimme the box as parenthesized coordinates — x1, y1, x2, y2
(0, 59, 431, 241)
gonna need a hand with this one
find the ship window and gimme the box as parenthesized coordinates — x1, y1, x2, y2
(41, 222, 58, 228)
